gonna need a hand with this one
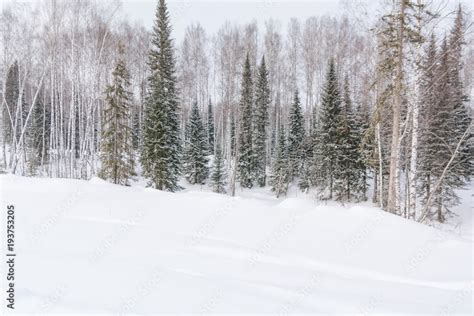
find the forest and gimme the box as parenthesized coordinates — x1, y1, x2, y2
(1, 0, 472, 225)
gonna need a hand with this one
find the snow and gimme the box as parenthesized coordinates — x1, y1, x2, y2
(1, 174, 473, 314)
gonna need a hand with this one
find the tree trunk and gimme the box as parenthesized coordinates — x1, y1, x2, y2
(387, 0, 406, 214)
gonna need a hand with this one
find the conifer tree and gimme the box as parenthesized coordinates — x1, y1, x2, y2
(99, 46, 135, 185)
(3, 61, 19, 144)
(335, 77, 365, 201)
(253, 56, 270, 187)
(183, 102, 209, 184)
(230, 111, 236, 157)
(270, 124, 289, 197)
(448, 5, 472, 181)
(315, 59, 342, 199)
(418, 34, 438, 205)
(27, 92, 50, 175)
(207, 99, 215, 154)
(287, 90, 305, 180)
(141, 0, 181, 191)
(237, 54, 254, 188)
(210, 144, 226, 193)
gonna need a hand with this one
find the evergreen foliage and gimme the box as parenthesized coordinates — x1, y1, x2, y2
(253, 56, 271, 187)
(183, 102, 209, 184)
(141, 0, 182, 191)
(237, 54, 254, 188)
(287, 90, 305, 180)
(99, 47, 135, 185)
(270, 124, 289, 197)
(210, 144, 227, 193)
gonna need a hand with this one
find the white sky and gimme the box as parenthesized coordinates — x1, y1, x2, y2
(1, 0, 471, 40)
(121, 0, 343, 40)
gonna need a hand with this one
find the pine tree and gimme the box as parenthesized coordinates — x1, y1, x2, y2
(270, 124, 288, 197)
(237, 54, 254, 188)
(253, 56, 270, 187)
(335, 76, 366, 201)
(230, 111, 236, 157)
(210, 144, 226, 193)
(298, 135, 313, 192)
(183, 102, 209, 184)
(141, 0, 182, 191)
(418, 34, 438, 207)
(315, 59, 342, 199)
(99, 46, 135, 185)
(448, 5, 472, 181)
(3, 61, 20, 145)
(287, 90, 305, 180)
(27, 91, 50, 175)
(207, 99, 215, 154)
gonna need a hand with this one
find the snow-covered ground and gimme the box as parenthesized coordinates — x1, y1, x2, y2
(1, 175, 472, 314)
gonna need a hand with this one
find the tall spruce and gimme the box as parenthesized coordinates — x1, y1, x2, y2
(448, 5, 472, 181)
(99, 46, 135, 185)
(207, 99, 215, 154)
(237, 54, 254, 188)
(253, 56, 270, 187)
(183, 102, 209, 184)
(141, 0, 181, 191)
(287, 90, 305, 180)
(3, 61, 20, 144)
(418, 34, 438, 207)
(210, 144, 226, 193)
(270, 123, 289, 197)
(315, 59, 342, 199)
(335, 76, 366, 201)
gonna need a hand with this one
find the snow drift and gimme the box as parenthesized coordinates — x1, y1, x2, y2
(0, 175, 472, 313)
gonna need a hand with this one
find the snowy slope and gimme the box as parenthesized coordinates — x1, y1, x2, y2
(1, 175, 472, 314)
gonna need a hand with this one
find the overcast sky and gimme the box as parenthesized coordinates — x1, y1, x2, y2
(1, 0, 471, 40)
(121, 0, 344, 40)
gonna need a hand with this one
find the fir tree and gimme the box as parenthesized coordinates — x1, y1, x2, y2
(448, 5, 472, 181)
(287, 90, 305, 180)
(315, 59, 342, 199)
(27, 91, 50, 175)
(207, 99, 215, 154)
(270, 124, 289, 197)
(253, 56, 270, 187)
(183, 102, 209, 184)
(335, 76, 366, 201)
(210, 144, 226, 193)
(418, 34, 438, 206)
(141, 0, 182, 191)
(3, 61, 20, 144)
(237, 54, 254, 188)
(230, 111, 236, 157)
(99, 46, 135, 185)
(420, 38, 463, 222)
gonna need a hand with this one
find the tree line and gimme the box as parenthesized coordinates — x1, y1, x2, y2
(1, 0, 472, 223)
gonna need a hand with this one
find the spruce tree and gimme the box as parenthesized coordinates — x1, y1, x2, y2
(316, 59, 342, 199)
(335, 77, 366, 201)
(237, 54, 254, 188)
(3, 61, 19, 144)
(210, 144, 226, 193)
(99, 46, 135, 185)
(418, 34, 438, 206)
(230, 111, 236, 157)
(270, 124, 289, 197)
(287, 90, 305, 180)
(183, 102, 209, 184)
(448, 5, 472, 181)
(420, 38, 462, 222)
(253, 56, 270, 187)
(141, 0, 182, 191)
(27, 92, 50, 175)
(207, 99, 215, 154)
